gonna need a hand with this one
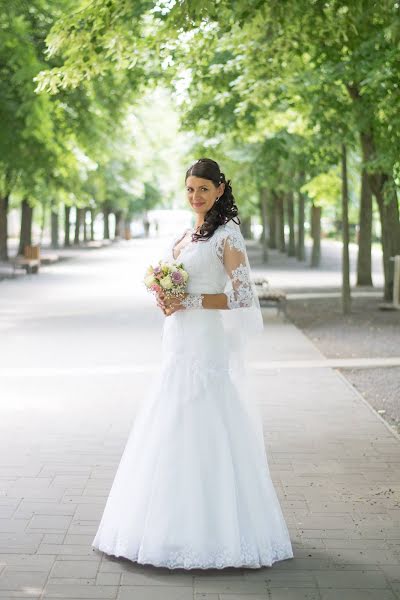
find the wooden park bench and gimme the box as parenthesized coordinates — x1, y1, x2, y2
(12, 245, 40, 275)
(252, 276, 287, 318)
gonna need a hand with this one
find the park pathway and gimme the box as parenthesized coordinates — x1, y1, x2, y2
(0, 237, 399, 599)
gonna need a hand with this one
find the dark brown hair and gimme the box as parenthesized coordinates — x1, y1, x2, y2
(185, 158, 240, 241)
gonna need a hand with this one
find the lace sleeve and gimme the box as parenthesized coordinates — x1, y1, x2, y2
(216, 230, 254, 309)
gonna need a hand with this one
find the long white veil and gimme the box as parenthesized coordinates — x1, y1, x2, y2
(221, 219, 264, 336)
(221, 220, 267, 454)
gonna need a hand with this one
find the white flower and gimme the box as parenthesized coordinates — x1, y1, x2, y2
(160, 275, 173, 290)
(144, 274, 156, 288)
(180, 269, 188, 282)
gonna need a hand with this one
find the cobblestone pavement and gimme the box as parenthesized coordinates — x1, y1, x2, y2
(0, 238, 399, 599)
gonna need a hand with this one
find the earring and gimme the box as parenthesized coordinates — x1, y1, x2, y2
(215, 197, 219, 202)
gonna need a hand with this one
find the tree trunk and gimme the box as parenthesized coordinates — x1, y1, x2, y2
(119, 216, 126, 239)
(74, 208, 83, 244)
(360, 131, 400, 300)
(268, 191, 277, 249)
(287, 191, 295, 256)
(276, 192, 285, 252)
(240, 216, 252, 239)
(114, 211, 124, 239)
(124, 222, 132, 240)
(103, 206, 110, 240)
(0, 195, 9, 261)
(259, 186, 269, 263)
(374, 179, 400, 301)
(356, 167, 372, 286)
(310, 205, 321, 267)
(51, 204, 59, 249)
(39, 204, 46, 244)
(18, 198, 33, 256)
(83, 209, 88, 242)
(90, 209, 95, 241)
(74, 208, 79, 244)
(297, 190, 305, 261)
(341, 143, 351, 314)
(64, 205, 71, 247)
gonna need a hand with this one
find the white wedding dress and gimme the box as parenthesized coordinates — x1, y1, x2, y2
(92, 222, 294, 569)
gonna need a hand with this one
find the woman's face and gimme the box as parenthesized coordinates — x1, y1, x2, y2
(185, 176, 225, 216)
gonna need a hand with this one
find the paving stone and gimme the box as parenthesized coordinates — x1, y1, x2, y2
(67, 523, 98, 535)
(391, 580, 400, 594)
(329, 547, 399, 565)
(194, 577, 267, 593)
(220, 595, 268, 600)
(0, 506, 18, 519)
(0, 519, 30, 532)
(0, 554, 55, 569)
(28, 515, 72, 531)
(0, 568, 48, 589)
(42, 583, 118, 598)
(15, 501, 76, 519)
(7, 478, 53, 491)
(320, 591, 397, 600)
(55, 555, 100, 564)
(117, 585, 193, 599)
(96, 572, 121, 586)
(42, 534, 66, 544)
(381, 564, 400, 581)
(262, 591, 321, 600)
(37, 544, 95, 556)
(296, 538, 326, 549)
(314, 569, 389, 588)
(64, 533, 94, 545)
(121, 570, 193, 586)
(49, 560, 99, 579)
(324, 536, 386, 549)
(0, 594, 42, 599)
(263, 570, 318, 587)
(0, 533, 43, 553)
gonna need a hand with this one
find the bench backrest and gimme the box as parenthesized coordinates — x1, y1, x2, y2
(24, 245, 40, 259)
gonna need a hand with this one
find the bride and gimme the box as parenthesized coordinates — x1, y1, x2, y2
(92, 158, 294, 569)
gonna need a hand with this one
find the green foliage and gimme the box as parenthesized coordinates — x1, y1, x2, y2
(302, 170, 341, 209)
(0, 0, 163, 229)
(2, 0, 400, 243)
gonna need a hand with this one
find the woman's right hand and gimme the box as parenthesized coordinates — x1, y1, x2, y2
(156, 291, 166, 314)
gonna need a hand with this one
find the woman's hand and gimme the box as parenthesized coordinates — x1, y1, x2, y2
(156, 291, 167, 314)
(157, 291, 186, 316)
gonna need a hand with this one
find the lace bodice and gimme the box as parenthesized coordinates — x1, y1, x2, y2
(167, 223, 254, 309)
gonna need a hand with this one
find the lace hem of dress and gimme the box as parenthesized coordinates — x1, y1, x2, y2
(92, 537, 294, 570)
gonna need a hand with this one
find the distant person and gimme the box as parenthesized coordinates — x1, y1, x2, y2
(92, 158, 294, 569)
(143, 216, 150, 237)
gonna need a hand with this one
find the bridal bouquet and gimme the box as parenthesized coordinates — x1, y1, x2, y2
(143, 261, 188, 299)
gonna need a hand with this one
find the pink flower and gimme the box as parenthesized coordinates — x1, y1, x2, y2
(171, 271, 183, 284)
(151, 284, 161, 293)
